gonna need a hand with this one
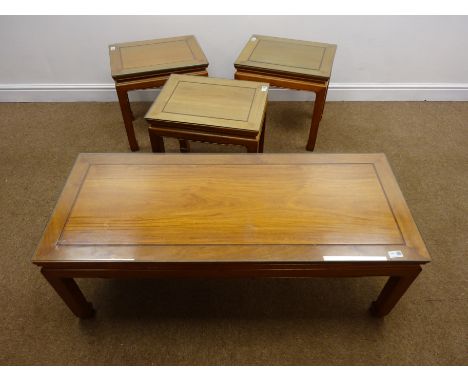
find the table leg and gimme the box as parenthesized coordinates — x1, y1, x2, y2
(370, 265, 422, 317)
(258, 118, 266, 153)
(178, 139, 191, 153)
(148, 130, 165, 153)
(306, 86, 328, 151)
(116, 86, 139, 151)
(41, 270, 95, 319)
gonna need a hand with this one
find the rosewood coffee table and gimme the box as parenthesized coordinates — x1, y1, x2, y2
(234, 35, 337, 151)
(32, 153, 430, 319)
(109, 35, 209, 151)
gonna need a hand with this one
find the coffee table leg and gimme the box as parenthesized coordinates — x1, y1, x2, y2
(41, 270, 95, 319)
(306, 86, 328, 151)
(116, 86, 139, 152)
(370, 265, 422, 317)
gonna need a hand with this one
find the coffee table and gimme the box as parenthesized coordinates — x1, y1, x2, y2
(109, 35, 209, 151)
(32, 153, 430, 319)
(145, 74, 269, 153)
(234, 35, 337, 151)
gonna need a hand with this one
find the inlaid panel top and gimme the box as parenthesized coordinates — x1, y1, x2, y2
(32, 153, 430, 266)
(109, 35, 208, 80)
(145, 74, 269, 135)
(235, 35, 337, 80)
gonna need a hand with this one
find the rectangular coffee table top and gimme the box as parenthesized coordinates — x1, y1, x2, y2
(145, 74, 269, 136)
(109, 35, 209, 80)
(235, 35, 337, 81)
(32, 153, 430, 266)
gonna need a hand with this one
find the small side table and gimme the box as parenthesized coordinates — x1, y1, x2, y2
(109, 35, 209, 151)
(234, 35, 337, 151)
(145, 74, 269, 153)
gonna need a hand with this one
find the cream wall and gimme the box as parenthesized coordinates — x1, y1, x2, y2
(1, 15, 467, 101)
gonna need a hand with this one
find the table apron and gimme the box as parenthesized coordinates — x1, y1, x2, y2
(148, 125, 260, 143)
(41, 263, 422, 279)
(235, 70, 328, 92)
(114, 70, 209, 91)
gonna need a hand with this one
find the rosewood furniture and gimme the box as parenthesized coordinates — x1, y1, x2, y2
(109, 35, 209, 151)
(32, 153, 430, 319)
(234, 35, 337, 151)
(145, 74, 269, 153)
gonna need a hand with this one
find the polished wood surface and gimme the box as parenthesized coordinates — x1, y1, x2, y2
(34, 153, 429, 264)
(61, 164, 402, 246)
(33, 153, 430, 318)
(234, 35, 337, 151)
(109, 36, 209, 152)
(110, 35, 208, 80)
(145, 75, 268, 152)
(235, 35, 336, 80)
(145, 74, 268, 135)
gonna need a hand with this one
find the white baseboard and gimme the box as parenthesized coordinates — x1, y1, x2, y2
(1, 83, 468, 102)
(325, 83, 468, 101)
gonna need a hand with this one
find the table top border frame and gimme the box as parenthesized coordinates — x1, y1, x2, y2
(32, 153, 431, 266)
(234, 34, 337, 81)
(110, 35, 209, 80)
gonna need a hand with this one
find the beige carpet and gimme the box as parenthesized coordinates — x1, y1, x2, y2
(0, 101, 466, 365)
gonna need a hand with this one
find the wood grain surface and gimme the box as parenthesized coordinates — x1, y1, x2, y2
(145, 74, 268, 135)
(109, 35, 208, 80)
(60, 163, 402, 246)
(235, 35, 337, 80)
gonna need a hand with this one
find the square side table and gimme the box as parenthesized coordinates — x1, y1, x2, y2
(109, 35, 209, 151)
(234, 35, 337, 151)
(145, 74, 269, 153)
